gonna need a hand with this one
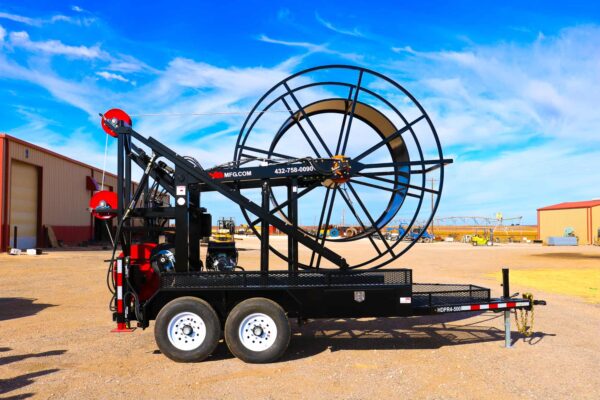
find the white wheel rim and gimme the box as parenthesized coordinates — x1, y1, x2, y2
(238, 313, 278, 352)
(167, 312, 207, 351)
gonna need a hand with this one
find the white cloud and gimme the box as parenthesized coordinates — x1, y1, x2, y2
(389, 25, 600, 147)
(106, 54, 157, 74)
(259, 35, 329, 52)
(10, 31, 106, 59)
(71, 5, 84, 12)
(130, 57, 296, 141)
(50, 15, 71, 23)
(391, 46, 417, 55)
(0, 10, 94, 27)
(0, 11, 41, 26)
(0, 52, 104, 115)
(258, 34, 363, 62)
(6, 29, 152, 75)
(0, 24, 5, 42)
(96, 71, 130, 83)
(315, 13, 364, 37)
(49, 14, 95, 26)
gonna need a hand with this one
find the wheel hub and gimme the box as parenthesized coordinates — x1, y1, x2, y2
(252, 325, 264, 337)
(239, 313, 278, 352)
(167, 312, 207, 351)
(182, 324, 193, 335)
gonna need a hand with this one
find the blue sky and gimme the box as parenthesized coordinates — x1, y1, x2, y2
(0, 1, 599, 225)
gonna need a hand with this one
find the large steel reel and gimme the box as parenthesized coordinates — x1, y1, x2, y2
(234, 65, 446, 270)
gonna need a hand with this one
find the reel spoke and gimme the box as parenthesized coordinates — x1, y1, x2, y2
(346, 182, 395, 255)
(239, 145, 297, 161)
(353, 115, 425, 162)
(356, 171, 410, 178)
(283, 82, 333, 158)
(358, 159, 451, 171)
(339, 70, 363, 155)
(249, 181, 321, 227)
(280, 97, 323, 158)
(314, 188, 338, 269)
(355, 173, 440, 195)
(350, 179, 401, 193)
(309, 187, 334, 268)
(335, 86, 355, 155)
(338, 188, 383, 255)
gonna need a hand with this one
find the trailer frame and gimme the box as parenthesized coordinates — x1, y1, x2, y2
(99, 104, 544, 361)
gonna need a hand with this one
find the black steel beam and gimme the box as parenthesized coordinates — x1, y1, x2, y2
(126, 130, 348, 268)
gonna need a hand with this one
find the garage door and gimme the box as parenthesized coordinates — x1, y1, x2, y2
(9, 161, 39, 249)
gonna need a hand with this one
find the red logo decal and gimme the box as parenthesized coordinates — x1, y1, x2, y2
(209, 171, 224, 179)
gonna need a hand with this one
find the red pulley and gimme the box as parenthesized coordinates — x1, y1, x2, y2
(89, 190, 118, 220)
(101, 108, 132, 138)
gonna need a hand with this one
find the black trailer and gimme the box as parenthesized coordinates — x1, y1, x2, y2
(91, 65, 544, 363)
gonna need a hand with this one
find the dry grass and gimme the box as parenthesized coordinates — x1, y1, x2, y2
(502, 268, 600, 303)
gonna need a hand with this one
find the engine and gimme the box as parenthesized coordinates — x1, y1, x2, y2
(206, 241, 238, 272)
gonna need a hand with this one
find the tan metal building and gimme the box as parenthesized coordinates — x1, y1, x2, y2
(537, 200, 600, 245)
(0, 134, 121, 250)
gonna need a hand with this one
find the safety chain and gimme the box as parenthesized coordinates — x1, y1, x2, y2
(514, 292, 535, 337)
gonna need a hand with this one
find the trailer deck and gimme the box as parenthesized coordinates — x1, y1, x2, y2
(142, 268, 522, 324)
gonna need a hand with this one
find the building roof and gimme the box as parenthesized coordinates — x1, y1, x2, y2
(538, 200, 600, 211)
(0, 133, 118, 179)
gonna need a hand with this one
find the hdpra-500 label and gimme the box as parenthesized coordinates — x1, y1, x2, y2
(435, 306, 463, 313)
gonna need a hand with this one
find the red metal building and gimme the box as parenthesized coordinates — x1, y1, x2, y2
(537, 200, 600, 245)
(0, 134, 120, 250)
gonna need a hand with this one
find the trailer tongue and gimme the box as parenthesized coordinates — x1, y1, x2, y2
(91, 65, 545, 363)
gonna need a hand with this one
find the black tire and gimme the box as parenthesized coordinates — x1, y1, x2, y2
(224, 298, 290, 363)
(154, 296, 221, 362)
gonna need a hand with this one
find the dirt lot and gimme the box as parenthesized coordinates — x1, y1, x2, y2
(1, 240, 599, 399)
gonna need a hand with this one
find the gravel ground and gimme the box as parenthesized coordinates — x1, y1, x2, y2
(1, 240, 599, 399)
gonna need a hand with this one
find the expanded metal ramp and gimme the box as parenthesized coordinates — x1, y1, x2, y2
(412, 283, 490, 308)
